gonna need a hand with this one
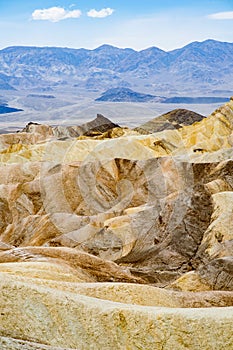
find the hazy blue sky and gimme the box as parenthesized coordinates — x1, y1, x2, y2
(0, 0, 233, 50)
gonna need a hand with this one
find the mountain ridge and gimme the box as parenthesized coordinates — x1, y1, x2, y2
(0, 39, 232, 94)
(2, 38, 232, 53)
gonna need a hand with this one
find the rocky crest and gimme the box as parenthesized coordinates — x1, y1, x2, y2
(134, 108, 206, 134)
(0, 99, 233, 348)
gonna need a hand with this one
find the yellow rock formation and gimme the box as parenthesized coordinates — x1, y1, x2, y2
(1, 100, 233, 348)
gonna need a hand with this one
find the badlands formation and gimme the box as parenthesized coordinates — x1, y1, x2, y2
(0, 101, 233, 349)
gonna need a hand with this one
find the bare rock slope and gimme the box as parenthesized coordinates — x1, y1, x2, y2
(1, 99, 233, 348)
(134, 108, 206, 134)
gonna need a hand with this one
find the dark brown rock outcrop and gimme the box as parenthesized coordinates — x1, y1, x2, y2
(135, 108, 205, 134)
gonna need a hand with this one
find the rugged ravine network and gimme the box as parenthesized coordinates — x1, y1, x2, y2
(0, 100, 233, 349)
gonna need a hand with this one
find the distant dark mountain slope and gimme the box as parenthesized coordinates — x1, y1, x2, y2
(95, 88, 161, 102)
(27, 94, 55, 99)
(95, 88, 229, 104)
(163, 96, 230, 104)
(118, 46, 167, 73)
(0, 81, 15, 90)
(135, 109, 205, 134)
(0, 104, 23, 114)
(0, 74, 16, 90)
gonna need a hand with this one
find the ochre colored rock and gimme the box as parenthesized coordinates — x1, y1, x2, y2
(0, 274, 232, 349)
(0, 100, 233, 347)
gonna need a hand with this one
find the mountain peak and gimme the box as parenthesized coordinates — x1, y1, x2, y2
(94, 44, 135, 54)
(95, 44, 117, 50)
(95, 87, 160, 102)
(175, 38, 233, 51)
(139, 46, 165, 54)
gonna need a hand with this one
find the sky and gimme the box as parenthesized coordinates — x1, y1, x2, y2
(0, 0, 233, 51)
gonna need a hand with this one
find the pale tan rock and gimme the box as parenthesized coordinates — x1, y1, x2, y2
(168, 271, 212, 292)
(20, 115, 120, 140)
(0, 336, 73, 350)
(0, 100, 233, 347)
(0, 154, 232, 287)
(1, 99, 233, 165)
(0, 274, 232, 349)
(199, 191, 233, 256)
(0, 246, 142, 283)
(0, 261, 89, 283)
(190, 191, 233, 290)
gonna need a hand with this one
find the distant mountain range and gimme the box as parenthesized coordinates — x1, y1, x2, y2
(0, 39, 232, 96)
